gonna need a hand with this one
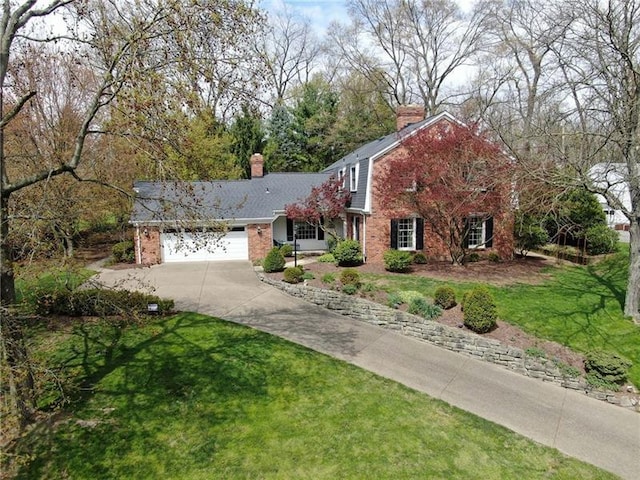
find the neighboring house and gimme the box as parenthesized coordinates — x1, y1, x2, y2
(589, 163, 631, 230)
(322, 107, 514, 264)
(131, 155, 336, 264)
(131, 107, 514, 265)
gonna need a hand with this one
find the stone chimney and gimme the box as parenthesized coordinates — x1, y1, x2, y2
(396, 105, 425, 131)
(250, 153, 264, 178)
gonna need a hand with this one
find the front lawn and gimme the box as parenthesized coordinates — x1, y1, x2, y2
(357, 248, 640, 387)
(6, 313, 614, 479)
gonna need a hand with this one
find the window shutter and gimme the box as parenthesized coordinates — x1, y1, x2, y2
(286, 218, 294, 241)
(416, 218, 424, 250)
(462, 218, 470, 249)
(318, 217, 325, 241)
(485, 216, 494, 248)
(390, 219, 398, 249)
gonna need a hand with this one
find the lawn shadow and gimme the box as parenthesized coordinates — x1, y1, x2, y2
(12, 312, 311, 479)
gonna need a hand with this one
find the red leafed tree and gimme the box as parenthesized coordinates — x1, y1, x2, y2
(377, 121, 513, 264)
(285, 175, 351, 241)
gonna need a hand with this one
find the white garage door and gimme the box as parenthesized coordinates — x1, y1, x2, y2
(161, 229, 248, 262)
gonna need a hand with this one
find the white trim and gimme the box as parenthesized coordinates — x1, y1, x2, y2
(135, 225, 142, 264)
(363, 111, 460, 214)
(350, 163, 359, 192)
(397, 218, 416, 251)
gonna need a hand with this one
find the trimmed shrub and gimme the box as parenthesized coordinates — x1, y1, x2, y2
(317, 253, 336, 263)
(333, 240, 363, 266)
(112, 240, 135, 263)
(383, 249, 413, 272)
(283, 266, 304, 284)
(487, 252, 501, 263)
(584, 351, 632, 390)
(407, 297, 442, 320)
(466, 252, 481, 263)
(585, 225, 618, 255)
(321, 273, 336, 284)
(434, 286, 457, 310)
(463, 287, 497, 333)
(263, 247, 286, 273)
(340, 268, 361, 287)
(413, 252, 428, 264)
(342, 284, 358, 295)
(35, 289, 174, 317)
(279, 244, 294, 257)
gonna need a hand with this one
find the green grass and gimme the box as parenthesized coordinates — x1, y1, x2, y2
(365, 247, 640, 387)
(15, 263, 95, 306)
(8, 314, 614, 479)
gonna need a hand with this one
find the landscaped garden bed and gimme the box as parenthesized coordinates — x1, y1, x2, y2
(264, 249, 640, 406)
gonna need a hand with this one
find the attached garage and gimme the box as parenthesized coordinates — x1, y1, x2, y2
(160, 228, 248, 262)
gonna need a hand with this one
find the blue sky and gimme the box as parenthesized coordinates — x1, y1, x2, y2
(261, 0, 349, 34)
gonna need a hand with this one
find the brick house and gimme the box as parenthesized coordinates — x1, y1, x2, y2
(131, 107, 514, 265)
(322, 107, 514, 263)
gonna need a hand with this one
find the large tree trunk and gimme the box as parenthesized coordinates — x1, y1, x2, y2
(0, 308, 36, 429)
(624, 220, 640, 324)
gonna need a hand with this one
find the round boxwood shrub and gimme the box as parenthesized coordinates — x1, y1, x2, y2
(317, 253, 336, 263)
(383, 249, 413, 272)
(584, 350, 632, 390)
(413, 252, 428, 264)
(585, 224, 619, 255)
(340, 268, 361, 287)
(463, 287, 497, 333)
(283, 266, 304, 283)
(333, 240, 363, 266)
(262, 247, 286, 273)
(434, 286, 457, 309)
(279, 244, 294, 257)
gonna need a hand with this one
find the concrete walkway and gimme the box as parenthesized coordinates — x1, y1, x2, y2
(94, 261, 640, 479)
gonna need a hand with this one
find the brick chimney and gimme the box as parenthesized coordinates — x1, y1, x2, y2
(250, 153, 264, 178)
(396, 105, 425, 131)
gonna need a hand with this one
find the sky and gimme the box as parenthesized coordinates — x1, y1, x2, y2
(261, 0, 476, 35)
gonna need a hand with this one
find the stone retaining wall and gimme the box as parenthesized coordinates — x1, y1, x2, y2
(258, 273, 638, 410)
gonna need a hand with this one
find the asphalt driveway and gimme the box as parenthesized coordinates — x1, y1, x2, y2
(93, 261, 640, 479)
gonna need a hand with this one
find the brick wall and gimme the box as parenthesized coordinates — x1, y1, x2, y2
(135, 226, 161, 264)
(248, 223, 272, 261)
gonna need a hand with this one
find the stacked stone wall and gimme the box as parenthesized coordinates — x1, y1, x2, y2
(258, 274, 638, 410)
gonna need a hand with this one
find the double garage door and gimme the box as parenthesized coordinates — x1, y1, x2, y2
(161, 228, 248, 262)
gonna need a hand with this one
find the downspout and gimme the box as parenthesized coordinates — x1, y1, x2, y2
(135, 225, 142, 264)
(362, 213, 367, 262)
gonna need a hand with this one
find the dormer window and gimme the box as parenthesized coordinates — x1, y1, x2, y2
(350, 164, 359, 192)
(338, 167, 347, 189)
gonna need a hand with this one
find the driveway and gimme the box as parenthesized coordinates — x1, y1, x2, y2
(93, 261, 640, 480)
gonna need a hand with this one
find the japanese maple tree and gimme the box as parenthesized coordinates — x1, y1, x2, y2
(285, 175, 351, 241)
(377, 121, 513, 264)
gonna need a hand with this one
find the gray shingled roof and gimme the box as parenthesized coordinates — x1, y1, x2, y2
(131, 173, 331, 224)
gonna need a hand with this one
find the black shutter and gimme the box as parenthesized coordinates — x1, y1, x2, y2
(462, 218, 470, 249)
(318, 217, 325, 240)
(390, 219, 398, 249)
(286, 218, 294, 241)
(416, 218, 424, 250)
(485, 216, 494, 248)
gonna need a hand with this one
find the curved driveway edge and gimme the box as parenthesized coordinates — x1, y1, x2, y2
(93, 261, 640, 479)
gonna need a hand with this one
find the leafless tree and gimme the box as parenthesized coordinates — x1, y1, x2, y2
(257, 7, 321, 107)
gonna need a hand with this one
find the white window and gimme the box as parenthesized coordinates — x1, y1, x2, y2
(338, 167, 347, 189)
(397, 218, 415, 250)
(295, 222, 317, 240)
(467, 216, 486, 249)
(350, 164, 359, 192)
